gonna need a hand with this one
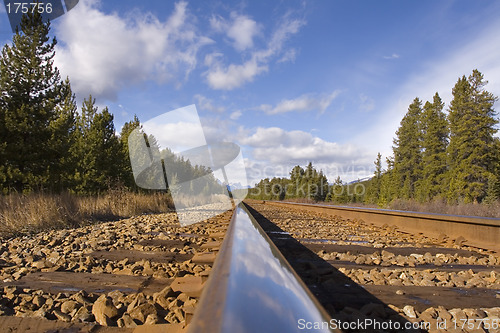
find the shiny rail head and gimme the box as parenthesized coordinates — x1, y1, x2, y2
(188, 203, 336, 333)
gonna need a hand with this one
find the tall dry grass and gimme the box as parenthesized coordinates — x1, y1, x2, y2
(0, 189, 174, 237)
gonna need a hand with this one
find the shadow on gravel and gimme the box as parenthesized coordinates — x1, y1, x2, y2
(244, 204, 422, 333)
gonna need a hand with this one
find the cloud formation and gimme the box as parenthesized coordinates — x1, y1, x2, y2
(258, 91, 340, 115)
(383, 53, 400, 60)
(205, 14, 305, 90)
(238, 126, 373, 183)
(230, 110, 242, 120)
(54, 0, 212, 100)
(194, 94, 226, 113)
(359, 93, 375, 112)
(210, 13, 261, 51)
(240, 127, 369, 164)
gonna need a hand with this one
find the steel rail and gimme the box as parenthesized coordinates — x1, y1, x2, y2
(258, 200, 500, 252)
(188, 202, 338, 333)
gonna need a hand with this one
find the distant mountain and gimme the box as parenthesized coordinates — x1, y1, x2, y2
(228, 182, 251, 190)
(346, 176, 372, 185)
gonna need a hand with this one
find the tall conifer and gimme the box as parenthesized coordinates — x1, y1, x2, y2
(392, 97, 423, 199)
(447, 70, 498, 202)
(0, 12, 73, 192)
(418, 93, 448, 201)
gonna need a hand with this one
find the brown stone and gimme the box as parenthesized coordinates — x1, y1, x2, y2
(74, 306, 93, 323)
(91, 295, 118, 326)
(117, 313, 137, 328)
(153, 286, 178, 309)
(53, 310, 71, 322)
(129, 302, 158, 324)
(60, 300, 80, 314)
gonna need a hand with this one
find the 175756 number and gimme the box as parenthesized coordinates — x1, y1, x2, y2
(5, 2, 53, 14)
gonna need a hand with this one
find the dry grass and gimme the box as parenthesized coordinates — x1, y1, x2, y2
(388, 198, 500, 218)
(0, 189, 174, 237)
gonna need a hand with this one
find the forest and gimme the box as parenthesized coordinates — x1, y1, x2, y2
(248, 70, 500, 215)
(0, 12, 220, 234)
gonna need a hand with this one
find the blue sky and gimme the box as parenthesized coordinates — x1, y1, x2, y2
(1, 0, 500, 185)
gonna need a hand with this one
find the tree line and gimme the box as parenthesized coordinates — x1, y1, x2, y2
(248, 162, 329, 201)
(249, 70, 500, 206)
(0, 12, 215, 196)
(368, 69, 500, 205)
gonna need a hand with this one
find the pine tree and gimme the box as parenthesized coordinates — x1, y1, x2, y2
(446, 70, 498, 203)
(118, 115, 141, 188)
(377, 156, 396, 207)
(314, 170, 328, 201)
(366, 152, 383, 203)
(329, 176, 347, 204)
(392, 97, 423, 199)
(418, 93, 448, 201)
(73, 96, 124, 194)
(484, 174, 499, 204)
(288, 165, 305, 198)
(0, 11, 71, 192)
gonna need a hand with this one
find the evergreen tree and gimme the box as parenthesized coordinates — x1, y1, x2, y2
(73, 96, 124, 194)
(378, 156, 396, 207)
(484, 173, 499, 204)
(118, 115, 141, 188)
(418, 93, 448, 201)
(446, 70, 498, 202)
(314, 170, 328, 201)
(392, 97, 423, 199)
(288, 165, 305, 198)
(329, 176, 348, 204)
(0, 12, 72, 192)
(366, 152, 383, 203)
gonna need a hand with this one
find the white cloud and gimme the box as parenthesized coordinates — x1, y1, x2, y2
(383, 53, 400, 60)
(206, 58, 268, 90)
(211, 13, 261, 51)
(359, 93, 375, 112)
(258, 91, 340, 115)
(205, 14, 305, 90)
(54, 0, 212, 101)
(277, 48, 297, 63)
(230, 110, 242, 120)
(228, 15, 260, 51)
(194, 94, 225, 113)
(238, 127, 373, 183)
(240, 127, 371, 164)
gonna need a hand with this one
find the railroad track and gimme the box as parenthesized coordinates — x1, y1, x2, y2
(0, 200, 499, 332)
(242, 200, 500, 333)
(260, 201, 500, 252)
